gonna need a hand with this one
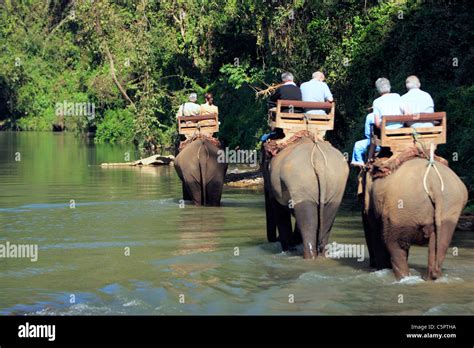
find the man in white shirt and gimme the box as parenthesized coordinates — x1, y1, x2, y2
(176, 93, 201, 117)
(400, 75, 435, 128)
(300, 71, 333, 115)
(373, 77, 403, 130)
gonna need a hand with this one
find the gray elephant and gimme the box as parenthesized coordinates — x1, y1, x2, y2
(362, 157, 468, 280)
(263, 136, 349, 258)
(174, 137, 227, 206)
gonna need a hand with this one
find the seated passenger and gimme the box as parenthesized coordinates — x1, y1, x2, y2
(268, 72, 302, 112)
(200, 92, 219, 116)
(176, 93, 201, 118)
(351, 113, 378, 167)
(373, 77, 403, 130)
(300, 71, 334, 114)
(400, 75, 435, 128)
(199, 92, 218, 126)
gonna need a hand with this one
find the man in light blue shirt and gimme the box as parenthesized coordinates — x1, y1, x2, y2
(300, 71, 333, 115)
(351, 113, 377, 166)
(351, 78, 402, 167)
(400, 75, 435, 128)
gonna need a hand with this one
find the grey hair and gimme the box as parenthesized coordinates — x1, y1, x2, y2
(375, 77, 391, 94)
(189, 93, 198, 102)
(281, 72, 294, 82)
(312, 71, 325, 81)
(406, 75, 421, 90)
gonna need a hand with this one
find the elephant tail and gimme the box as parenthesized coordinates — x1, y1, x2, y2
(197, 140, 210, 205)
(429, 181, 443, 277)
(424, 147, 445, 276)
(311, 141, 327, 255)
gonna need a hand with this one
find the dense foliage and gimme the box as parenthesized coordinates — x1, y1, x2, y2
(0, 0, 472, 196)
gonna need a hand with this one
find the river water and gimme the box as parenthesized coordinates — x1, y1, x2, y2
(0, 132, 472, 315)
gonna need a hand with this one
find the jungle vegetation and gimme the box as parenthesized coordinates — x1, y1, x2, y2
(0, 0, 472, 196)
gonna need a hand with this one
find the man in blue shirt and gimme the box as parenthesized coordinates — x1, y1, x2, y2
(300, 71, 333, 115)
(351, 113, 376, 166)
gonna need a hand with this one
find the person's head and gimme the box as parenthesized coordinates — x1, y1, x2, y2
(375, 77, 391, 95)
(312, 71, 325, 81)
(405, 75, 421, 90)
(204, 92, 214, 105)
(281, 72, 294, 83)
(188, 92, 198, 103)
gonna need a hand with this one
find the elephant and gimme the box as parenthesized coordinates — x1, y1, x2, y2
(362, 157, 468, 280)
(263, 136, 349, 258)
(174, 136, 227, 206)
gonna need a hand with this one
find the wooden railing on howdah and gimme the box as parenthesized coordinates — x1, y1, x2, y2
(270, 100, 335, 135)
(380, 112, 446, 151)
(178, 113, 219, 136)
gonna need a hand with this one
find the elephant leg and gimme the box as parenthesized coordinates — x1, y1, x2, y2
(318, 201, 340, 255)
(427, 220, 456, 280)
(372, 217, 392, 269)
(183, 175, 202, 206)
(291, 222, 303, 246)
(293, 201, 318, 259)
(264, 186, 278, 242)
(182, 182, 192, 201)
(362, 212, 376, 268)
(205, 179, 224, 206)
(386, 240, 410, 280)
(272, 199, 292, 252)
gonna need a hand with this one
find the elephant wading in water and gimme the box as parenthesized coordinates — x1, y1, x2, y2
(174, 136, 227, 206)
(263, 135, 349, 258)
(362, 156, 468, 280)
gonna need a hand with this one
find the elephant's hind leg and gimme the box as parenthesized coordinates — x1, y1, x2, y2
(294, 201, 318, 259)
(427, 220, 457, 280)
(183, 174, 202, 206)
(206, 179, 223, 206)
(386, 239, 410, 280)
(182, 182, 192, 201)
(318, 201, 342, 255)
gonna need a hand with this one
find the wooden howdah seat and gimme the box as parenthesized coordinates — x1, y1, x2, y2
(269, 100, 335, 140)
(178, 113, 219, 137)
(379, 112, 446, 154)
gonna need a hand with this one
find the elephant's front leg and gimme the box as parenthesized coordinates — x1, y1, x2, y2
(362, 211, 376, 268)
(264, 186, 278, 242)
(294, 201, 318, 259)
(272, 200, 293, 251)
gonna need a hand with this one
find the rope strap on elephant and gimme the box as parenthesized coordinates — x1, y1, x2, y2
(179, 134, 221, 152)
(368, 144, 448, 179)
(263, 130, 325, 157)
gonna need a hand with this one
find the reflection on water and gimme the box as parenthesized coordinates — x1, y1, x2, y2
(0, 132, 473, 315)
